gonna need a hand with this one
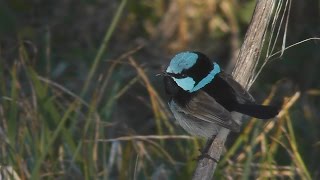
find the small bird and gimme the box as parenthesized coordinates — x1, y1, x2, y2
(161, 51, 279, 138)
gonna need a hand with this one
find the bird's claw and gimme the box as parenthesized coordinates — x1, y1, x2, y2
(194, 153, 218, 163)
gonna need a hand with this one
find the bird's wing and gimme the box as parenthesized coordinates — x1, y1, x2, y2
(177, 91, 240, 132)
(218, 71, 255, 104)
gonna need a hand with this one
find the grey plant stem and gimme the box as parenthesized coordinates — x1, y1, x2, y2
(192, 0, 275, 179)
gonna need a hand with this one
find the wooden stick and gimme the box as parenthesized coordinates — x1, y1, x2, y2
(192, 1, 275, 179)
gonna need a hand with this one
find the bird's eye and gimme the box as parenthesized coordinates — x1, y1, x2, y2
(168, 73, 187, 79)
(180, 74, 187, 78)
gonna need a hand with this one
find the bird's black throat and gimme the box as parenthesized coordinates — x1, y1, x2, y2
(163, 76, 196, 107)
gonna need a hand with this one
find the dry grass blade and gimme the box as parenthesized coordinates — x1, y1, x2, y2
(284, 114, 312, 180)
(140, 139, 176, 165)
(249, 0, 293, 86)
(94, 135, 195, 142)
(269, 0, 290, 56)
(280, 0, 292, 56)
(0, 166, 21, 180)
(221, 89, 306, 179)
(37, 76, 89, 107)
(97, 45, 144, 103)
(133, 154, 139, 180)
(128, 57, 174, 135)
(276, 91, 300, 118)
(266, 0, 284, 57)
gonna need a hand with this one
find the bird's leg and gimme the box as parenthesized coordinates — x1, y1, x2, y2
(202, 136, 215, 154)
(195, 136, 218, 162)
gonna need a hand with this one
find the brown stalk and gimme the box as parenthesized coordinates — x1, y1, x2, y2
(192, 1, 275, 179)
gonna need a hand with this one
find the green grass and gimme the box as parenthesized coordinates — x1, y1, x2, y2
(0, 42, 313, 179)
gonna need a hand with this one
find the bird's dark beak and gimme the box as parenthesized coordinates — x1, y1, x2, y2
(156, 72, 169, 77)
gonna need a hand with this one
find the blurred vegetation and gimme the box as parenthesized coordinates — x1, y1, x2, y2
(0, 0, 319, 179)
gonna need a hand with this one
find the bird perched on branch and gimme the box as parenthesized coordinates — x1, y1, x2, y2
(160, 51, 279, 138)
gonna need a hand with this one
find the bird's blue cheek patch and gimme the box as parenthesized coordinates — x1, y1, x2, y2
(172, 77, 195, 91)
(171, 62, 221, 93)
(190, 62, 221, 92)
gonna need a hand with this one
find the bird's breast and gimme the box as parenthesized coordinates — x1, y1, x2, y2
(163, 76, 180, 96)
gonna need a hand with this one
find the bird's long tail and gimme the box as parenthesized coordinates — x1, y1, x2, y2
(234, 104, 280, 119)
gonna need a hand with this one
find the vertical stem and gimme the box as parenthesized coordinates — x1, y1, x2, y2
(192, 1, 275, 179)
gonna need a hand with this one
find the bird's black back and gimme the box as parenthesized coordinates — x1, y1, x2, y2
(181, 52, 213, 83)
(203, 74, 239, 111)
